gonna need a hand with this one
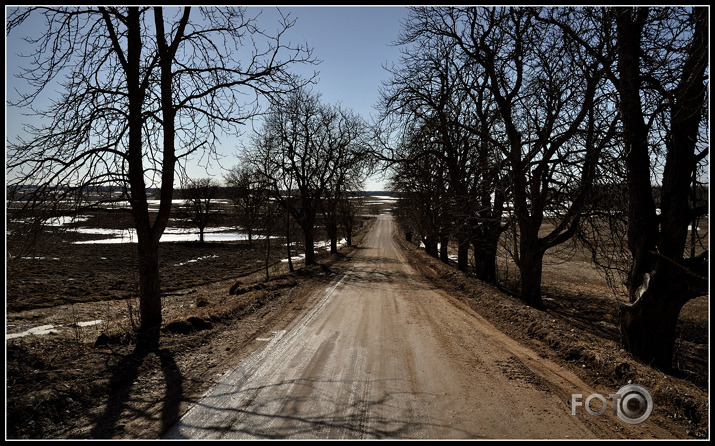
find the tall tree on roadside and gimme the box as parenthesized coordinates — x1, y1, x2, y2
(382, 7, 617, 300)
(382, 11, 511, 278)
(415, 7, 616, 307)
(615, 8, 708, 370)
(337, 175, 367, 248)
(321, 107, 372, 254)
(387, 124, 448, 258)
(550, 5, 709, 372)
(7, 6, 316, 347)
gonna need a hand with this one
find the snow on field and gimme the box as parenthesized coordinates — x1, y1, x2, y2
(20, 256, 61, 261)
(280, 238, 347, 263)
(71, 226, 269, 244)
(91, 198, 233, 209)
(363, 195, 399, 205)
(26, 210, 271, 244)
(7, 324, 61, 340)
(43, 215, 92, 226)
(7, 320, 104, 340)
(174, 255, 219, 267)
(281, 253, 306, 263)
(76, 320, 104, 327)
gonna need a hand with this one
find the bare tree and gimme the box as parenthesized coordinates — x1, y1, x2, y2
(410, 7, 617, 307)
(545, 5, 709, 370)
(535, 6, 709, 370)
(337, 184, 366, 248)
(248, 88, 371, 265)
(181, 177, 219, 243)
(381, 13, 510, 277)
(387, 126, 448, 258)
(590, 7, 707, 370)
(7, 6, 316, 347)
(224, 165, 268, 246)
(380, 34, 470, 266)
(382, 6, 619, 301)
(320, 107, 373, 254)
(248, 88, 323, 266)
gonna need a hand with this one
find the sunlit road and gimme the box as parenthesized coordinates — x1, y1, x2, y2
(164, 215, 647, 439)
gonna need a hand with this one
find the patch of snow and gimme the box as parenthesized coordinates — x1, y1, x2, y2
(73, 226, 274, 244)
(43, 215, 91, 226)
(174, 255, 219, 267)
(76, 320, 104, 327)
(7, 324, 61, 340)
(19, 256, 60, 261)
(281, 254, 306, 263)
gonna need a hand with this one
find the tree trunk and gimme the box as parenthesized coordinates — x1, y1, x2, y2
(328, 219, 338, 254)
(457, 232, 469, 272)
(136, 237, 162, 349)
(615, 8, 660, 299)
(345, 226, 353, 247)
(299, 199, 317, 266)
(424, 235, 438, 258)
(303, 225, 316, 265)
(127, 8, 162, 350)
(344, 216, 353, 247)
(616, 7, 708, 370)
(619, 269, 688, 371)
(440, 235, 449, 263)
(472, 232, 498, 284)
(519, 243, 545, 309)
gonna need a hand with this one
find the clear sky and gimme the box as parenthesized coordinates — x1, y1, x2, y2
(225, 6, 410, 190)
(5, 6, 411, 191)
(263, 6, 408, 121)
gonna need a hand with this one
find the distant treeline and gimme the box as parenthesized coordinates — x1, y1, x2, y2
(173, 188, 395, 200)
(8, 185, 396, 202)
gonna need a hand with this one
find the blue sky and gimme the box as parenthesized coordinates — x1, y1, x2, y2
(6, 6, 410, 191)
(230, 6, 410, 190)
(267, 6, 408, 120)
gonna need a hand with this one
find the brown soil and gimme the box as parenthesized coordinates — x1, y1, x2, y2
(5, 214, 709, 439)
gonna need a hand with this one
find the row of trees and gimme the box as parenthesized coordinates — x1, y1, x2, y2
(242, 87, 374, 265)
(176, 165, 369, 277)
(380, 7, 708, 371)
(6, 6, 707, 371)
(6, 6, 317, 348)
(6, 5, 371, 351)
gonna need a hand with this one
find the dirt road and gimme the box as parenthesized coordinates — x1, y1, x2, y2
(164, 215, 671, 439)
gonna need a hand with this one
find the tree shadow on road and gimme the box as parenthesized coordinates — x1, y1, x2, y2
(164, 376, 483, 439)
